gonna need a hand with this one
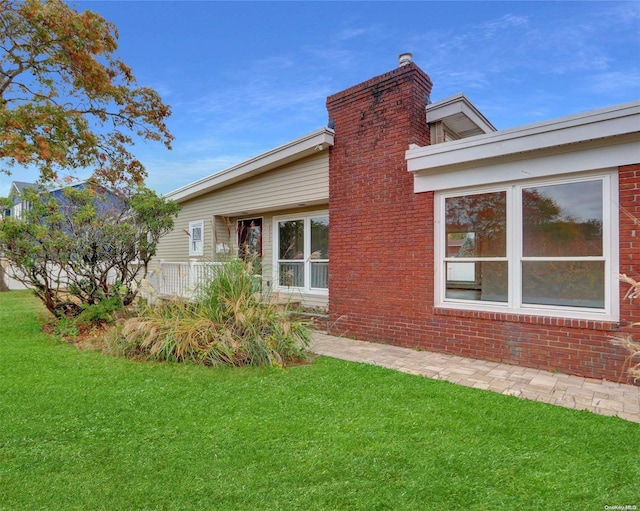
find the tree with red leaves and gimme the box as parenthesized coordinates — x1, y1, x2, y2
(0, 0, 173, 187)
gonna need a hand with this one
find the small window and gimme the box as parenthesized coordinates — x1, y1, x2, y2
(189, 220, 204, 257)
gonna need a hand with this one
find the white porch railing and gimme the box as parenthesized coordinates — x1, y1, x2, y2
(146, 260, 225, 299)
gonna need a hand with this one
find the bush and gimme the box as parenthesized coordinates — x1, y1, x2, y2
(76, 294, 125, 325)
(106, 259, 312, 367)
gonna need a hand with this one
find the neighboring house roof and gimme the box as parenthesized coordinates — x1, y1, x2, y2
(165, 128, 335, 203)
(9, 181, 38, 205)
(10, 181, 36, 195)
(6, 179, 122, 217)
(49, 182, 123, 215)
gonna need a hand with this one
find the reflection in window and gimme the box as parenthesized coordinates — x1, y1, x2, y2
(277, 214, 329, 291)
(522, 181, 602, 257)
(441, 177, 609, 312)
(237, 218, 262, 261)
(445, 192, 507, 302)
(446, 192, 506, 258)
(522, 261, 605, 308)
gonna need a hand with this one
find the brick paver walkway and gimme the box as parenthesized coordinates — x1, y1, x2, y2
(311, 332, 640, 423)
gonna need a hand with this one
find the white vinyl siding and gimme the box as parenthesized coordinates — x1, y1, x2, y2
(191, 152, 328, 215)
(153, 152, 328, 263)
(151, 152, 329, 309)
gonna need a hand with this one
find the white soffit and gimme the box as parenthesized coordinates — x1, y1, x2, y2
(426, 93, 497, 138)
(165, 128, 335, 203)
(407, 100, 640, 191)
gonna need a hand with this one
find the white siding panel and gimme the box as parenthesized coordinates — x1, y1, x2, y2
(154, 152, 328, 265)
(194, 153, 328, 216)
(153, 202, 217, 262)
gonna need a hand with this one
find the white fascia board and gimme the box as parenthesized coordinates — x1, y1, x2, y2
(407, 101, 640, 176)
(165, 128, 334, 203)
(414, 139, 639, 192)
(426, 93, 497, 134)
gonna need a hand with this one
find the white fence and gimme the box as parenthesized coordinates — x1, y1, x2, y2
(0, 258, 29, 290)
(1, 257, 246, 301)
(1, 257, 126, 292)
(146, 260, 225, 299)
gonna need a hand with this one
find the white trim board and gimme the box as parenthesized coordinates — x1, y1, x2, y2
(407, 100, 640, 192)
(413, 139, 639, 193)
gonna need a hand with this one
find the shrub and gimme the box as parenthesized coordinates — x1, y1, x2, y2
(0, 185, 180, 319)
(76, 294, 125, 325)
(106, 259, 311, 367)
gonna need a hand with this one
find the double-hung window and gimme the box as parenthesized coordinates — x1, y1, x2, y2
(437, 172, 617, 320)
(275, 212, 329, 292)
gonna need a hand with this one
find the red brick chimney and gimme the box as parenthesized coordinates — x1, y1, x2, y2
(326, 59, 434, 344)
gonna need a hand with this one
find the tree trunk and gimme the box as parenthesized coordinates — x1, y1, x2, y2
(0, 260, 9, 292)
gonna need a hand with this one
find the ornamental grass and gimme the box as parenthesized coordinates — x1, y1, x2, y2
(106, 258, 311, 367)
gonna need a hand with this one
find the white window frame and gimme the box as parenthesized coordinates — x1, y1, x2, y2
(273, 210, 329, 295)
(435, 170, 619, 322)
(188, 220, 204, 257)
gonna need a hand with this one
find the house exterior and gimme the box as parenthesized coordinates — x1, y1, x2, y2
(155, 129, 334, 308)
(3, 180, 39, 220)
(153, 57, 640, 383)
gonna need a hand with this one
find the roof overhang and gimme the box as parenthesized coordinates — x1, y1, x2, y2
(407, 100, 640, 192)
(426, 93, 496, 138)
(165, 128, 335, 203)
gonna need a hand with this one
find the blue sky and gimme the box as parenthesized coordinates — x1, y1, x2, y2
(1, 1, 638, 197)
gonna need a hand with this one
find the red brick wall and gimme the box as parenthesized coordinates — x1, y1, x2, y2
(327, 62, 433, 346)
(327, 63, 639, 383)
(618, 164, 640, 378)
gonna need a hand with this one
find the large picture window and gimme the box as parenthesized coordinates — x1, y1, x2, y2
(275, 212, 329, 292)
(438, 173, 617, 319)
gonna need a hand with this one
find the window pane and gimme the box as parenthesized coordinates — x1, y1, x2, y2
(279, 220, 304, 260)
(311, 262, 328, 289)
(279, 262, 304, 287)
(311, 216, 329, 259)
(522, 181, 602, 257)
(446, 261, 508, 302)
(446, 192, 506, 257)
(522, 261, 604, 308)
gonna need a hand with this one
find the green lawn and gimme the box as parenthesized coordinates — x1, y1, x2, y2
(0, 291, 638, 511)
